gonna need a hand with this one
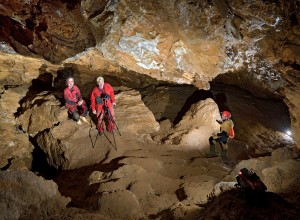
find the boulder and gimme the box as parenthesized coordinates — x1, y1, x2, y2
(0, 170, 70, 220)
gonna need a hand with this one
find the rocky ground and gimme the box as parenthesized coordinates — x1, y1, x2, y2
(13, 108, 300, 219)
(3, 130, 299, 219)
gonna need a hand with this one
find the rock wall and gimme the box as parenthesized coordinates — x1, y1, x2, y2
(0, 52, 58, 170)
(0, 170, 70, 220)
(0, 0, 95, 63)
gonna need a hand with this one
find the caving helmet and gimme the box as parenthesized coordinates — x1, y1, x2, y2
(221, 111, 231, 119)
(66, 77, 74, 85)
(96, 76, 104, 83)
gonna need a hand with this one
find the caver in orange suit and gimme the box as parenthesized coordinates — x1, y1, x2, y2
(64, 77, 88, 125)
(90, 77, 116, 134)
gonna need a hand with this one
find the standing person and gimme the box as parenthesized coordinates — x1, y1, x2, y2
(90, 76, 116, 135)
(206, 111, 234, 159)
(64, 77, 88, 125)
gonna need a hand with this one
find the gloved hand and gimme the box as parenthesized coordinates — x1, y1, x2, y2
(77, 100, 83, 106)
(216, 119, 223, 124)
(217, 130, 227, 137)
(113, 102, 116, 107)
(92, 110, 96, 115)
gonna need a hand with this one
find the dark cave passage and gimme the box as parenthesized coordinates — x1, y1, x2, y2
(31, 140, 59, 180)
(140, 85, 214, 125)
(210, 83, 292, 134)
(140, 83, 292, 138)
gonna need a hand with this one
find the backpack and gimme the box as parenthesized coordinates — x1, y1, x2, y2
(229, 126, 235, 139)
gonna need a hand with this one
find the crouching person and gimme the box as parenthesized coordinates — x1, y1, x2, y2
(64, 77, 88, 125)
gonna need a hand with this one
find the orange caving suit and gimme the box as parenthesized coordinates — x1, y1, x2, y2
(90, 83, 115, 133)
(64, 85, 88, 116)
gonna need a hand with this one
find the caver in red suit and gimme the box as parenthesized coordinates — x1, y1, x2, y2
(64, 77, 88, 125)
(90, 76, 116, 134)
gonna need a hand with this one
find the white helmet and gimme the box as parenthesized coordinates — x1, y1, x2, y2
(96, 76, 104, 83)
(66, 77, 74, 84)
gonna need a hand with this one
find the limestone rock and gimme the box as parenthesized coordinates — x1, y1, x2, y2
(0, 52, 58, 169)
(262, 160, 300, 193)
(225, 146, 300, 193)
(212, 181, 237, 196)
(283, 68, 300, 149)
(181, 175, 220, 205)
(88, 171, 105, 185)
(34, 89, 159, 169)
(97, 163, 181, 217)
(97, 0, 224, 89)
(97, 190, 144, 219)
(36, 119, 110, 170)
(165, 98, 220, 149)
(114, 89, 160, 137)
(271, 147, 299, 162)
(0, 0, 95, 63)
(17, 93, 61, 136)
(0, 170, 70, 220)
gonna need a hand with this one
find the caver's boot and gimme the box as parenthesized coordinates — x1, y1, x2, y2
(80, 116, 88, 123)
(205, 145, 218, 157)
(221, 149, 227, 160)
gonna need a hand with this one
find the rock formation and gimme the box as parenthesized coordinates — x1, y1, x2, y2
(0, 0, 299, 219)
